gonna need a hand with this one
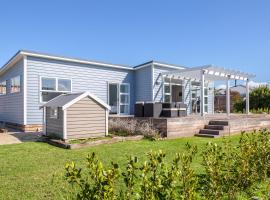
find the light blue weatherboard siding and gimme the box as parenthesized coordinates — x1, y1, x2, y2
(26, 56, 134, 125)
(134, 65, 153, 102)
(0, 59, 24, 124)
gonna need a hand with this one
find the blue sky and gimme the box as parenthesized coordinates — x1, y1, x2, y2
(0, 0, 269, 82)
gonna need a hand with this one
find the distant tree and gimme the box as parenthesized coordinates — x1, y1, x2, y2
(234, 86, 270, 113)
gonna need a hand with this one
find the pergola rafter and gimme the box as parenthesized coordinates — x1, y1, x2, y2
(161, 65, 255, 116)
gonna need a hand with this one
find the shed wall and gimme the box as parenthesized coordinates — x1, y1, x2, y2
(66, 96, 106, 139)
(46, 107, 64, 139)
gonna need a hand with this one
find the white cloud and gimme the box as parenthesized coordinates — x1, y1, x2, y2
(249, 81, 269, 88)
(215, 84, 226, 90)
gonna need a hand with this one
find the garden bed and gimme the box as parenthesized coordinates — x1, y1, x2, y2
(43, 135, 144, 149)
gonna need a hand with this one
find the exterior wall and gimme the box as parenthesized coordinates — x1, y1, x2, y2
(134, 65, 153, 102)
(26, 56, 134, 125)
(46, 107, 63, 139)
(66, 96, 106, 139)
(0, 59, 24, 124)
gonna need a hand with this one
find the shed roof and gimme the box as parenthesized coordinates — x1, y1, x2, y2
(40, 92, 110, 110)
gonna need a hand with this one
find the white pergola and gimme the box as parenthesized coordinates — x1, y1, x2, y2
(161, 65, 256, 116)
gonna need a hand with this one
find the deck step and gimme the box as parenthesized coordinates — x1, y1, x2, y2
(205, 125, 224, 130)
(209, 120, 229, 126)
(199, 129, 220, 135)
(194, 133, 219, 138)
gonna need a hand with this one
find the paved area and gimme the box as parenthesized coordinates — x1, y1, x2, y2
(0, 130, 42, 145)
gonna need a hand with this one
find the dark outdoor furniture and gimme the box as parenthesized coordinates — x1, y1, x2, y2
(162, 102, 176, 108)
(162, 108, 178, 117)
(144, 102, 162, 118)
(134, 102, 144, 117)
(178, 108, 187, 117)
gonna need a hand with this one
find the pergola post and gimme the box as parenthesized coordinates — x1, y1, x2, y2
(246, 79, 250, 114)
(226, 75, 230, 116)
(161, 75, 164, 102)
(201, 70, 205, 116)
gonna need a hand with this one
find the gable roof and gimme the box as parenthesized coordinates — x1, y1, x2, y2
(40, 92, 110, 110)
(133, 60, 186, 70)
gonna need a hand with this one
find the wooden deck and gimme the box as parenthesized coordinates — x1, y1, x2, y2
(110, 114, 270, 138)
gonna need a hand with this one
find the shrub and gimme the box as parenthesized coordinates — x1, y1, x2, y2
(65, 129, 270, 199)
(109, 118, 160, 139)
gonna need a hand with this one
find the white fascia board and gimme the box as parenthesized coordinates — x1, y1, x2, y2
(0, 53, 24, 76)
(62, 91, 111, 110)
(23, 56, 27, 125)
(20, 51, 133, 70)
(153, 62, 186, 70)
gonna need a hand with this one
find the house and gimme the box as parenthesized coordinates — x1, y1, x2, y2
(0, 50, 254, 132)
(41, 92, 110, 140)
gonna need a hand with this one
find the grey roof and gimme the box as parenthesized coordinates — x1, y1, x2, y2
(42, 93, 83, 108)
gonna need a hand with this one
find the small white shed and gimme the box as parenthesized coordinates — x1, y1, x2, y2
(40, 92, 110, 140)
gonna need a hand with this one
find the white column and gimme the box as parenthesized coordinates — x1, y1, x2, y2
(246, 79, 250, 114)
(226, 76, 230, 116)
(201, 70, 205, 116)
(161, 75, 164, 102)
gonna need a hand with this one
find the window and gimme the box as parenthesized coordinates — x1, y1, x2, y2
(40, 77, 71, 103)
(119, 84, 130, 114)
(50, 108, 58, 119)
(11, 76, 21, 93)
(58, 79, 71, 92)
(42, 77, 56, 91)
(164, 83, 171, 103)
(0, 81, 6, 95)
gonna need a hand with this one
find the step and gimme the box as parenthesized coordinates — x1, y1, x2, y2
(209, 120, 229, 126)
(205, 125, 224, 130)
(194, 133, 219, 138)
(199, 129, 220, 135)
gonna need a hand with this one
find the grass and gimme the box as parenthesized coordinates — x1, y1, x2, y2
(0, 134, 267, 200)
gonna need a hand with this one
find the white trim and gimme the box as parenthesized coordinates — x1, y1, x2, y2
(134, 62, 185, 71)
(153, 62, 185, 70)
(151, 63, 154, 101)
(39, 76, 72, 103)
(20, 51, 132, 70)
(246, 79, 250, 114)
(201, 70, 205, 116)
(226, 76, 230, 116)
(61, 92, 110, 110)
(63, 109, 67, 140)
(119, 83, 130, 115)
(23, 56, 27, 125)
(105, 110, 108, 136)
(43, 107, 46, 135)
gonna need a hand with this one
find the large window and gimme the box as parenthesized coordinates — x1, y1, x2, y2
(40, 77, 72, 103)
(11, 76, 21, 93)
(0, 81, 6, 95)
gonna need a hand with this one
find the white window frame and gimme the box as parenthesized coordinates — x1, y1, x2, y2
(10, 75, 21, 94)
(49, 107, 58, 119)
(39, 76, 72, 103)
(119, 83, 130, 115)
(107, 82, 130, 115)
(0, 80, 7, 95)
(204, 86, 209, 114)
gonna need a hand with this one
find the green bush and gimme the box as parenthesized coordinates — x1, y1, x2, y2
(65, 129, 270, 199)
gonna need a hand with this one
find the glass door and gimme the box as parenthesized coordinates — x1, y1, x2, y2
(109, 83, 130, 115)
(109, 83, 118, 114)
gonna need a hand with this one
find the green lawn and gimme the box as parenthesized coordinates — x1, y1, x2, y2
(0, 134, 266, 200)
